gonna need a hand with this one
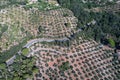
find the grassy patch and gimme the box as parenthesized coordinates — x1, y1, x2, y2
(108, 38, 115, 47)
(22, 48, 29, 56)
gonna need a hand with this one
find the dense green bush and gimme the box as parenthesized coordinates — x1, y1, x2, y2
(0, 55, 38, 80)
(59, 61, 71, 71)
(108, 38, 115, 47)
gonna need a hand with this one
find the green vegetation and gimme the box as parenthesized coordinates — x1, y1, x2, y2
(0, 63, 6, 70)
(57, 0, 120, 47)
(24, 0, 60, 11)
(108, 38, 115, 47)
(30, 11, 40, 25)
(22, 48, 29, 56)
(0, 55, 38, 80)
(63, 13, 69, 17)
(38, 26, 45, 33)
(0, 0, 28, 9)
(0, 36, 32, 63)
(0, 24, 8, 38)
(64, 23, 71, 27)
(59, 61, 71, 71)
(9, 0, 28, 5)
(57, 0, 117, 9)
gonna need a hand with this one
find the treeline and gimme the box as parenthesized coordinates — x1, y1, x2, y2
(57, 0, 117, 9)
(0, 38, 27, 63)
(57, 0, 120, 48)
(0, 0, 28, 9)
(0, 53, 38, 80)
(8, 0, 28, 5)
(0, 34, 34, 63)
(0, 35, 39, 79)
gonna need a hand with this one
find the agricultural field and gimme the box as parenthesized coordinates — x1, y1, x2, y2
(30, 8, 78, 39)
(0, 3, 78, 52)
(30, 35, 120, 80)
(0, 0, 119, 80)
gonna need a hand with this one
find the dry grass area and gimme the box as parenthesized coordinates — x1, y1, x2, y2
(0, 6, 37, 52)
(0, 6, 26, 51)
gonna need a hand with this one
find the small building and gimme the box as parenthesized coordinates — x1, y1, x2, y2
(0, 9, 7, 14)
(116, 49, 120, 60)
(45, 0, 59, 5)
(6, 55, 16, 66)
(28, 0, 38, 4)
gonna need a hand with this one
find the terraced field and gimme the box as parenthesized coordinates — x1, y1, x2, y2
(0, 0, 119, 80)
(0, 3, 78, 52)
(31, 8, 78, 39)
(29, 36, 120, 80)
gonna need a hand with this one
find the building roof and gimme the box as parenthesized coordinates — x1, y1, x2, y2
(6, 55, 16, 66)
